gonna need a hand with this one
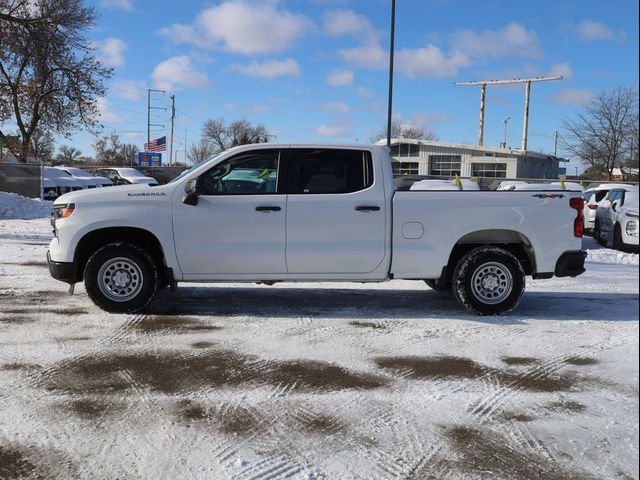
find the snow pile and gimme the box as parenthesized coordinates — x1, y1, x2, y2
(0, 192, 52, 219)
(586, 247, 639, 265)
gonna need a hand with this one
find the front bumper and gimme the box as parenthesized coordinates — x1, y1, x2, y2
(554, 250, 587, 277)
(47, 251, 78, 284)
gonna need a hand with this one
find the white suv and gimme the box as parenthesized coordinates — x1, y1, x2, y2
(583, 183, 634, 234)
(595, 187, 639, 250)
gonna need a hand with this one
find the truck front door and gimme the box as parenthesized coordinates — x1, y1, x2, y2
(172, 148, 287, 276)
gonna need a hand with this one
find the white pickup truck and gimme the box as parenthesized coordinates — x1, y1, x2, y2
(47, 144, 586, 315)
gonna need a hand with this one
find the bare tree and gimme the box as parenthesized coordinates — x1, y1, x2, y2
(29, 129, 55, 162)
(561, 85, 638, 180)
(56, 145, 82, 164)
(119, 143, 138, 166)
(202, 118, 270, 153)
(0, 0, 112, 162)
(93, 132, 123, 165)
(187, 140, 217, 165)
(370, 119, 438, 143)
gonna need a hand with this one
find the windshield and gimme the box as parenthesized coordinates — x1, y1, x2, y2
(118, 168, 146, 177)
(625, 191, 639, 208)
(66, 167, 89, 176)
(166, 154, 222, 185)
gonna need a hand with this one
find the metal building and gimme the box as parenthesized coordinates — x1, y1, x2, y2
(378, 138, 564, 180)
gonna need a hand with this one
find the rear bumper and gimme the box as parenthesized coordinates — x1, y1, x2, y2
(554, 250, 587, 277)
(47, 251, 78, 284)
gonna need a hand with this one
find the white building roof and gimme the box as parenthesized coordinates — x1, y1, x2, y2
(376, 138, 564, 161)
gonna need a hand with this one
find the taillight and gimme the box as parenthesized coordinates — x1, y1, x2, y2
(570, 197, 584, 237)
(588, 204, 598, 210)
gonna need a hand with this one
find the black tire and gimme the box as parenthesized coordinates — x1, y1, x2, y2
(84, 242, 159, 313)
(613, 223, 624, 251)
(452, 247, 525, 316)
(424, 279, 452, 293)
(594, 221, 606, 246)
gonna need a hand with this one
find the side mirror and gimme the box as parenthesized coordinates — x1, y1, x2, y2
(182, 178, 202, 206)
(611, 201, 617, 212)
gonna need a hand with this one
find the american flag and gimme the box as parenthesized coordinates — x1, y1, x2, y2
(144, 136, 166, 152)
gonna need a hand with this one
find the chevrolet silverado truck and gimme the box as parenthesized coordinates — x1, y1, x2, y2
(47, 144, 586, 315)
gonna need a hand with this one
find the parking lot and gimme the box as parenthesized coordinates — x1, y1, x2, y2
(1, 218, 638, 479)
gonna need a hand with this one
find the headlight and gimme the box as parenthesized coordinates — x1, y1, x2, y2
(627, 212, 639, 219)
(52, 203, 75, 220)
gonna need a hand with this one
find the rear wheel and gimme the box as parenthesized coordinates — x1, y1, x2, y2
(84, 242, 159, 313)
(453, 247, 525, 316)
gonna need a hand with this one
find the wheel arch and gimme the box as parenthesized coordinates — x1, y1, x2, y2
(73, 227, 167, 282)
(442, 229, 536, 281)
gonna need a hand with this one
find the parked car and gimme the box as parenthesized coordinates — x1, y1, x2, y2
(582, 183, 634, 234)
(55, 166, 112, 188)
(496, 181, 529, 191)
(594, 187, 639, 250)
(43, 176, 58, 200)
(410, 179, 480, 190)
(48, 144, 586, 316)
(43, 166, 84, 196)
(94, 167, 158, 186)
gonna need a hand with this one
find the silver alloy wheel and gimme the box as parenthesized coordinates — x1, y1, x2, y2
(97, 257, 144, 302)
(470, 261, 513, 305)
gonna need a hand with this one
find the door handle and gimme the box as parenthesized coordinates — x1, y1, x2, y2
(255, 206, 281, 212)
(355, 205, 380, 212)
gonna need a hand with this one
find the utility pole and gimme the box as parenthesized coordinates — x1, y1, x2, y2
(146, 88, 166, 150)
(386, 0, 396, 147)
(453, 76, 563, 150)
(554, 131, 558, 156)
(169, 94, 175, 166)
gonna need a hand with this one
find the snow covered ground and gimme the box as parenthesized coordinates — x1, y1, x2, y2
(0, 216, 638, 479)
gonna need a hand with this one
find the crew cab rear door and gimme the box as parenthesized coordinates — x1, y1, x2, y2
(285, 147, 387, 274)
(172, 148, 287, 276)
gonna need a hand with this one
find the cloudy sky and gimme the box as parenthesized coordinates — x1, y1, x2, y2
(64, 0, 639, 164)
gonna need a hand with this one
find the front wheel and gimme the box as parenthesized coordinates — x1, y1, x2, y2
(84, 242, 159, 313)
(613, 224, 624, 251)
(452, 247, 525, 316)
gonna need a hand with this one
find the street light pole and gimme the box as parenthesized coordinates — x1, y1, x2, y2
(503, 116, 511, 148)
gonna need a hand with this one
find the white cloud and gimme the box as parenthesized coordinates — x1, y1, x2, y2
(452, 22, 542, 60)
(230, 59, 300, 78)
(548, 63, 574, 80)
(322, 102, 350, 113)
(396, 45, 469, 78)
(355, 86, 375, 99)
(326, 69, 354, 87)
(570, 20, 625, 41)
(339, 42, 387, 69)
(100, 0, 133, 11)
(151, 56, 210, 91)
(158, 1, 310, 55)
(112, 80, 145, 101)
(95, 97, 123, 123)
(323, 10, 378, 42)
(315, 124, 352, 137)
(97, 37, 127, 68)
(552, 88, 594, 106)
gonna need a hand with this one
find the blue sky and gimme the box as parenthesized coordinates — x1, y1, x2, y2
(60, 0, 639, 168)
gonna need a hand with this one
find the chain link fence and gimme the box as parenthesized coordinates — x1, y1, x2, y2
(0, 163, 42, 198)
(82, 166, 188, 185)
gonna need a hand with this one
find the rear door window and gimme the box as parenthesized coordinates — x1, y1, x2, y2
(288, 148, 373, 194)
